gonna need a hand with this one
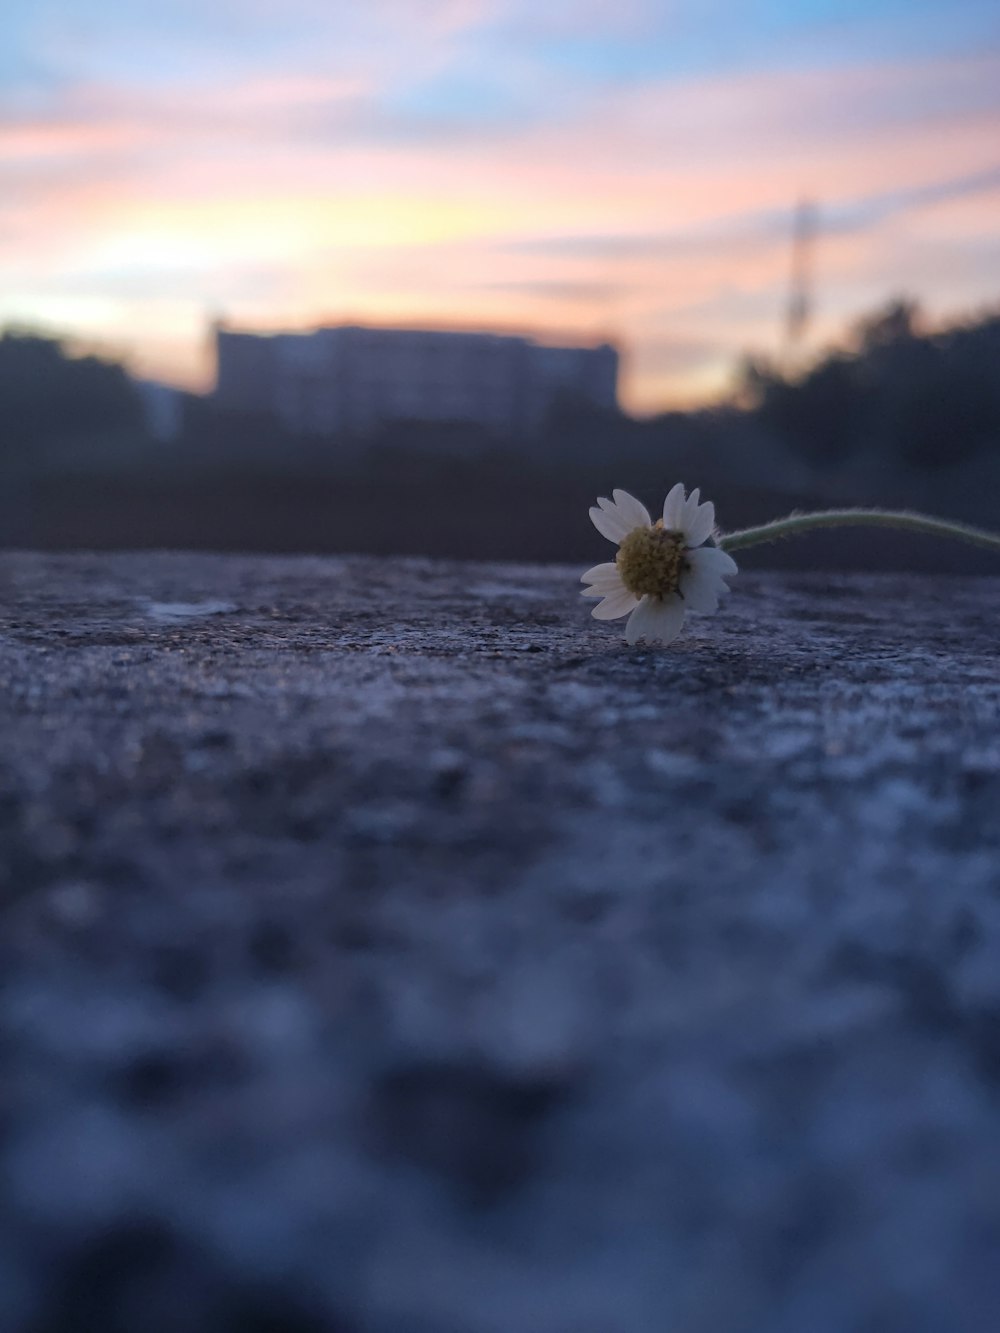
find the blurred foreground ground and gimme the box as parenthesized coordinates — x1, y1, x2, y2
(1, 552, 1000, 1332)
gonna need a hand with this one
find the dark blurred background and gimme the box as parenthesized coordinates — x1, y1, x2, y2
(2, 0, 999, 572)
(1, 297, 999, 571)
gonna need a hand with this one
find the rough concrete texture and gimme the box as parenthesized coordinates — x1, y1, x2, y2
(1, 550, 999, 1333)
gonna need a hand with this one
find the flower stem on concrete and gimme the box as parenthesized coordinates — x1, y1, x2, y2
(719, 509, 1000, 555)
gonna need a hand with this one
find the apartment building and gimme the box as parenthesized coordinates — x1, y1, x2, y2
(213, 322, 619, 435)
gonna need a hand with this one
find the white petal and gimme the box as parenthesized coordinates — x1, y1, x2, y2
(584, 567, 624, 599)
(682, 496, 716, 548)
(662, 483, 686, 530)
(591, 586, 640, 620)
(687, 545, 738, 579)
(580, 561, 621, 586)
(611, 489, 652, 530)
(679, 560, 723, 613)
(625, 594, 686, 645)
(589, 504, 632, 544)
(581, 577, 624, 599)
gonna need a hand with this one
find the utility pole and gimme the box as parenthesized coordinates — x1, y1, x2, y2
(784, 197, 816, 370)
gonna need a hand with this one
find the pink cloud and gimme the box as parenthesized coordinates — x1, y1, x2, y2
(1, 50, 998, 408)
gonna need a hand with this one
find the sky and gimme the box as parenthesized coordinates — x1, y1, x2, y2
(1, 0, 999, 413)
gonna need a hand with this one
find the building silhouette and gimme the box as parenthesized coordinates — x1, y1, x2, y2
(213, 322, 619, 435)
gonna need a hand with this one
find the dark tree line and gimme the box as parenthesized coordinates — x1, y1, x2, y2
(0, 329, 143, 452)
(4, 304, 1000, 478)
(738, 300, 1000, 468)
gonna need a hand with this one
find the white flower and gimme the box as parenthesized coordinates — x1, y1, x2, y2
(580, 485, 738, 645)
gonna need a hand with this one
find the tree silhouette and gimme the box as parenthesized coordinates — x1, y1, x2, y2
(0, 329, 143, 456)
(737, 299, 1000, 469)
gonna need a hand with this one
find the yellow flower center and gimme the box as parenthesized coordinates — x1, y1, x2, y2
(616, 522, 687, 598)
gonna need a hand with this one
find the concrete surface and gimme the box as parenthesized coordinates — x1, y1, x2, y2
(1, 550, 999, 1333)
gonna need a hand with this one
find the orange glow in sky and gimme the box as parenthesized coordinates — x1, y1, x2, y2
(2, 1, 999, 412)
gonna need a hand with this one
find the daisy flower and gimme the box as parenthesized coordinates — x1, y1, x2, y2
(581, 484, 738, 645)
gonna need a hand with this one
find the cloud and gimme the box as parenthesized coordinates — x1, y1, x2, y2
(474, 279, 623, 302)
(499, 161, 1000, 261)
(824, 163, 1000, 233)
(1, 13, 999, 409)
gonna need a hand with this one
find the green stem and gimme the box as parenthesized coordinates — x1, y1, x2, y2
(718, 508, 1000, 556)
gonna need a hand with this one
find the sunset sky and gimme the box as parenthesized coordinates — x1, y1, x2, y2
(2, 0, 998, 412)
